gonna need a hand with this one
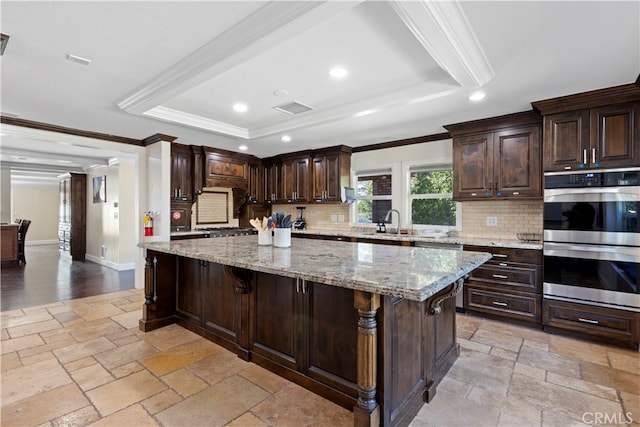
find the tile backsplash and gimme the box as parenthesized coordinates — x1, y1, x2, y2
(271, 204, 351, 231)
(459, 200, 543, 239)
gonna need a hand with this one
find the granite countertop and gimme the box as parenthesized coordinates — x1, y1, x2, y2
(140, 236, 492, 302)
(291, 229, 543, 250)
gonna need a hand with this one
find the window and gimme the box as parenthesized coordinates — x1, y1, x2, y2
(356, 173, 392, 224)
(409, 168, 459, 229)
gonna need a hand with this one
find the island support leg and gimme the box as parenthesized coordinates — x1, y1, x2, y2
(353, 291, 380, 427)
(139, 254, 157, 331)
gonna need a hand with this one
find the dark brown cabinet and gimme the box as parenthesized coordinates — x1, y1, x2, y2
(203, 148, 248, 189)
(311, 146, 352, 203)
(543, 299, 639, 347)
(281, 153, 310, 203)
(541, 103, 640, 171)
(170, 143, 193, 202)
(58, 173, 86, 261)
(446, 111, 542, 201)
(263, 158, 282, 203)
(463, 245, 542, 324)
(246, 160, 263, 203)
(191, 145, 204, 196)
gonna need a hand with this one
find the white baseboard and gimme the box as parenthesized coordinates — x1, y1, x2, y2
(85, 254, 135, 271)
(26, 240, 58, 246)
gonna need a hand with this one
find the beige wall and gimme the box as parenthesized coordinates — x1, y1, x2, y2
(11, 184, 59, 243)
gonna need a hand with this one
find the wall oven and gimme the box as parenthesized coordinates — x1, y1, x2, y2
(543, 168, 639, 311)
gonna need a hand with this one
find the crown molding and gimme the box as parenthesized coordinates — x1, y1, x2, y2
(388, 0, 494, 88)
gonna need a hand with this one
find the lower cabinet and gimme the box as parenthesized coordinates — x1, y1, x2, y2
(543, 299, 639, 347)
(463, 245, 542, 324)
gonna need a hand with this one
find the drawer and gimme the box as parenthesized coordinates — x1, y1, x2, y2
(543, 299, 639, 344)
(468, 264, 540, 293)
(465, 287, 541, 323)
(464, 245, 542, 266)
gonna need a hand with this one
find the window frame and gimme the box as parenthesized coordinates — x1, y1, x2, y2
(351, 168, 393, 227)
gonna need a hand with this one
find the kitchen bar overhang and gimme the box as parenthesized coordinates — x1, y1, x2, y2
(138, 236, 491, 427)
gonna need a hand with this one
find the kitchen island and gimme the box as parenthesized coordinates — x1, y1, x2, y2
(139, 236, 490, 427)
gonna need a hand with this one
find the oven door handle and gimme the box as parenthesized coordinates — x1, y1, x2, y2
(544, 242, 640, 263)
(544, 186, 640, 202)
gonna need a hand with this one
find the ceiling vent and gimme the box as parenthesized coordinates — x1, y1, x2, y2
(273, 101, 315, 115)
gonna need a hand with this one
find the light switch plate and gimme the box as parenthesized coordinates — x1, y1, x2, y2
(331, 214, 337, 222)
(486, 216, 498, 226)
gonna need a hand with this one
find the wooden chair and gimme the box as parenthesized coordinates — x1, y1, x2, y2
(17, 219, 31, 265)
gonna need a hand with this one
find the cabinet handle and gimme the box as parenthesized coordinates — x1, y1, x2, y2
(296, 278, 300, 293)
(591, 148, 597, 165)
(471, 193, 477, 196)
(488, 182, 492, 191)
(492, 301, 508, 307)
(492, 274, 508, 279)
(302, 280, 307, 294)
(498, 263, 508, 267)
(492, 254, 508, 258)
(583, 149, 588, 165)
(578, 317, 599, 325)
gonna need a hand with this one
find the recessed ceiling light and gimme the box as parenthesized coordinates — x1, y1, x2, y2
(281, 135, 291, 142)
(233, 103, 248, 113)
(328, 66, 348, 79)
(238, 145, 248, 151)
(468, 91, 486, 101)
(354, 109, 377, 118)
(273, 89, 289, 97)
(66, 53, 91, 65)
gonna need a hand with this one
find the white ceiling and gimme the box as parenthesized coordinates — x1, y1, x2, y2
(1, 1, 639, 183)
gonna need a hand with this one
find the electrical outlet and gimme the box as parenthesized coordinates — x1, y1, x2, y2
(486, 216, 498, 226)
(337, 214, 345, 222)
(330, 214, 337, 222)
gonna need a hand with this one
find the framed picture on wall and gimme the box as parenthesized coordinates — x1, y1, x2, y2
(93, 175, 106, 203)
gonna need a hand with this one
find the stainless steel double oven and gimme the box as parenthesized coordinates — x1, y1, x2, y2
(543, 168, 639, 312)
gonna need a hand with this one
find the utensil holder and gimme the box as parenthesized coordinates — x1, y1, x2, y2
(258, 230, 272, 245)
(273, 228, 291, 248)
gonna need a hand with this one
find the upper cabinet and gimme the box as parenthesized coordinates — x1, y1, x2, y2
(311, 146, 352, 203)
(171, 143, 193, 202)
(281, 152, 311, 203)
(203, 147, 249, 190)
(532, 83, 640, 171)
(446, 111, 542, 201)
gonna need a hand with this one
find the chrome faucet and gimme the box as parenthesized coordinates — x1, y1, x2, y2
(384, 209, 401, 234)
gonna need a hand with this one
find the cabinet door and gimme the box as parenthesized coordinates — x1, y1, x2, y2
(191, 146, 203, 196)
(543, 110, 590, 172)
(590, 103, 640, 169)
(305, 282, 358, 395)
(252, 273, 303, 371)
(312, 156, 327, 201)
(176, 257, 203, 324)
(281, 157, 309, 202)
(493, 125, 541, 198)
(452, 133, 493, 199)
(247, 162, 263, 202)
(171, 146, 192, 201)
(324, 153, 342, 201)
(203, 263, 238, 344)
(264, 161, 281, 203)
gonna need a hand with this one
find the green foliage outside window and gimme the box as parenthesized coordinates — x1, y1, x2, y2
(410, 170, 456, 226)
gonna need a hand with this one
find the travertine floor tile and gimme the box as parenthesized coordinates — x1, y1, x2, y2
(448, 348, 514, 396)
(508, 372, 623, 423)
(226, 412, 268, 426)
(86, 369, 166, 416)
(546, 371, 619, 401)
(1, 352, 21, 371)
(0, 383, 88, 427)
(162, 368, 209, 397)
(517, 345, 580, 378)
(1, 311, 53, 329)
(1, 328, 9, 340)
(489, 346, 518, 361)
(94, 340, 157, 370)
(513, 361, 546, 381)
(458, 337, 491, 354)
(6, 319, 61, 338)
(549, 334, 610, 366)
(251, 382, 352, 427)
(53, 337, 116, 364)
(21, 349, 56, 366)
(141, 323, 201, 351)
(156, 375, 270, 427)
(51, 405, 100, 427)
(240, 364, 290, 394)
(142, 339, 221, 376)
(472, 328, 523, 352)
(607, 349, 640, 375)
(141, 388, 182, 415)
(64, 356, 98, 372)
(111, 360, 145, 378)
(110, 310, 141, 329)
(411, 388, 499, 427)
(188, 349, 250, 385)
(467, 385, 541, 427)
(481, 319, 550, 344)
(72, 302, 125, 322)
(1, 358, 72, 405)
(619, 391, 640, 424)
(17, 336, 77, 359)
(0, 333, 45, 354)
(70, 363, 115, 391)
(68, 319, 124, 342)
(580, 360, 640, 395)
(87, 404, 158, 427)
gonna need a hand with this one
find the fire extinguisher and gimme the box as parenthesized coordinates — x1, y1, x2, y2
(144, 211, 154, 236)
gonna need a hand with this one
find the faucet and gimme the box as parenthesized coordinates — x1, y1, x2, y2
(384, 209, 401, 234)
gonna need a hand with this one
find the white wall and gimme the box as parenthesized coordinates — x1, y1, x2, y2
(0, 167, 11, 223)
(351, 139, 453, 229)
(10, 184, 59, 243)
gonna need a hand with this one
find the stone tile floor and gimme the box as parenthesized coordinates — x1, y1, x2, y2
(1, 289, 638, 426)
